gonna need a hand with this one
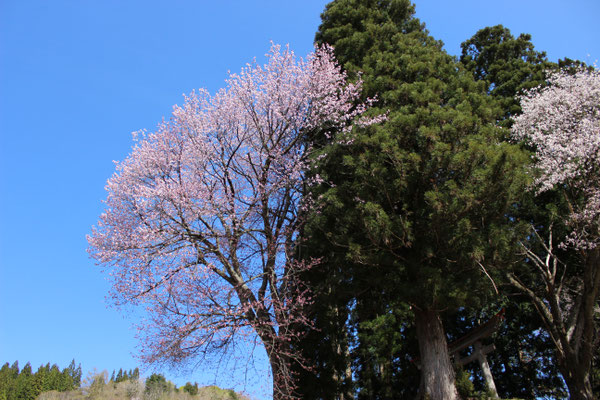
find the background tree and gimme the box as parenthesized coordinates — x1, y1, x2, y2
(298, 0, 530, 398)
(0, 363, 16, 400)
(510, 67, 600, 400)
(15, 363, 36, 400)
(456, 24, 573, 398)
(85, 370, 108, 399)
(459, 25, 554, 126)
(131, 367, 140, 382)
(183, 381, 199, 395)
(145, 373, 170, 399)
(442, 299, 568, 399)
(87, 44, 377, 400)
(65, 360, 82, 389)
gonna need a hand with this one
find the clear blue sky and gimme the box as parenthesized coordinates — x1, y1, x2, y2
(1, 0, 598, 398)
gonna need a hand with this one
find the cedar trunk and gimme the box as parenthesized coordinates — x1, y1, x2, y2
(414, 308, 459, 400)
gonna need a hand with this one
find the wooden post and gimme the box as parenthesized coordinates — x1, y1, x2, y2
(447, 309, 505, 399)
(473, 340, 499, 398)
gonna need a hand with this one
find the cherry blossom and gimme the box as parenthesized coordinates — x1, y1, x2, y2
(511, 67, 600, 399)
(512, 67, 600, 249)
(88, 43, 378, 399)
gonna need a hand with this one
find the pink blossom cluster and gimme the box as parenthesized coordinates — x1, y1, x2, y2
(512, 67, 600, 249)
(87, 43, 377, 394)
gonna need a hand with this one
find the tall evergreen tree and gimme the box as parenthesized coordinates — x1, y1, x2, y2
(15, 363, 36, 400)
(131, 367, 140, 381)
(460, 25, 599, 399)
(65, 359, 81, 389)
(456, 25, 573, 398)
(46, 365, 61, 392)
(301, 1, 529, 398)
(32, 364, 49, 395)
(459, 25, 553, 126)
(0, 363, 14, 400)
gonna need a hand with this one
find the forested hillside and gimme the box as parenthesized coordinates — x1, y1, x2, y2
(0, 361, 246, 400)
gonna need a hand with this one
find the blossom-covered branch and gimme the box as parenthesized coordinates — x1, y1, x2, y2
(88, 43, 379, 399)
(512, 67, 600, 249)
(511, 67, 600, 399)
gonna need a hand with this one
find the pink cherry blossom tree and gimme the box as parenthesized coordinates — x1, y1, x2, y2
(513, 67, 600, 251)
(511, 67, 600, 400)
(88, 44, 377, 400)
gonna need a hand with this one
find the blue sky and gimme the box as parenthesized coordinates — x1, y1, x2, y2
(0, 0, 598, 398)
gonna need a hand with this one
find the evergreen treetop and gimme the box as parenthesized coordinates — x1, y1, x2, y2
(311, 0, 529, 311)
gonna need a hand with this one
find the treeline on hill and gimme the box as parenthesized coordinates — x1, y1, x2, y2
(0, 360, 81, 400)
(0, 360, 245, 400)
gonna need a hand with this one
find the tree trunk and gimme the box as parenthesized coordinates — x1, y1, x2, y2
(559, 248, 599, 400)
(270, 354, 293, 400)
(256, 324, 294, 400)
(414, 308, 459, 400)
(561, 367, 595, 400)
(508, 231, 600, 400)
(473, 340, 498, 398)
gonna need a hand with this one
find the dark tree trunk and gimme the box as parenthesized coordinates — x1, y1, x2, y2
(270, 354, 293, 400)
(261, 332, 295, 400)
(561, 367, 594, 400)
(508, 235, 600, 400)
(414, 308, 459, 400)
(559, 248, 599, 400)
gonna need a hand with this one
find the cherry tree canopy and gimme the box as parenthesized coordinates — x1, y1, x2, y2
(87, 44, 378, 397)
(511, 67, 600, 400)
(512, 67, 600, 249)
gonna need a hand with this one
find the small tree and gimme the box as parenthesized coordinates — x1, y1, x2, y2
(511, 67, 600, 400)
(182, 381, 199, 395)
(459, 24, 554, 126)
(65, 359, 82, 389)
(88, 43, 376, 399)
(85, 370, 108, 399)
(145, 373, 169, 398)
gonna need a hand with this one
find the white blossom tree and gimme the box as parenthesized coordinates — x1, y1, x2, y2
(511, 67, 600, 400)
(87, 44, 379, 400)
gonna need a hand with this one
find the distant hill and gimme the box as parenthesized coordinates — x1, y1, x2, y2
(36, 379, 251, 400)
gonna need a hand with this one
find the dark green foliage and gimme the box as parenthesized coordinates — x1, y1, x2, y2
(351, 300, 420, 399)
(65, 360, 81, 388)
(145, 373, 169, 395)
(295, 0, 531, 398)
(0, 360, 80, 400)
(312, 0, 529, 311)
(110, 366, 140, 386)
(182, 381, 199, 395)
(459, 25, 555, 126)
(454, 365, 475, 398)
(443, 300, 568, 399)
